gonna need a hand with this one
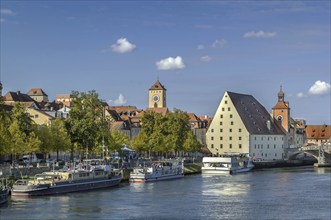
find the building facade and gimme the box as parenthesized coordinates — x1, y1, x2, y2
(148, 80, 166, 108)
(206, 91, 287, 160)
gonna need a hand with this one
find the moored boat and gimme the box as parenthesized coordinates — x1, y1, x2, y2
(202, 153, 254, 175)
(129, 160, 184, 183)
(11, 159, 122, 196)
(0, 178, 9, 205)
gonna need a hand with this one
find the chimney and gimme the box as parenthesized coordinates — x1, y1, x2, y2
(267, 120, 271, 131)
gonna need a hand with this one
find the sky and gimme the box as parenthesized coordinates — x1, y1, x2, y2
(0, 1, 330, 125)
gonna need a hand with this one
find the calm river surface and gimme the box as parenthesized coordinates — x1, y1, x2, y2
(1, 166, 330, 220)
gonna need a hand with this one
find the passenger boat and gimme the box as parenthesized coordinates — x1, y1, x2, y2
(202, 153, 254, 174)
(129, 160, 184, 183)
(0, 178, 9, 205)
(11, 159, 122, 196)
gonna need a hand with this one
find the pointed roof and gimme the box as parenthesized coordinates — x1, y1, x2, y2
(227, 91, 285, 135)
(149, 80, 166, 91)
(27, 88, 48, 97)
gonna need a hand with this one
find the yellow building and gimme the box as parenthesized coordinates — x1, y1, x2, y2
(26, 108, 54, 126)
(206, 91, 287, 160)
(148, 80, 166, 108)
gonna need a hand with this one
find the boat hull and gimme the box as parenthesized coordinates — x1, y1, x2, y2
(11, 177, 122, 197)
(0, 189, 9, 205)
(129, 173, 184, 183)
(201, 166, 254, 175)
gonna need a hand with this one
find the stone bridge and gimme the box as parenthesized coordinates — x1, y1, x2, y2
(288, 142, 331, 167)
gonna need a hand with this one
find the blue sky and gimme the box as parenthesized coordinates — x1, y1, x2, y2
(1, 1, 330, 125)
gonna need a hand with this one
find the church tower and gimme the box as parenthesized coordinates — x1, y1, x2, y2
(148, 80, 166, 108)
(272, 86, 290, 132)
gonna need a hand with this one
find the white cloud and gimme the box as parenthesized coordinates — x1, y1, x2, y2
(296, 92, 306, 98)
(113, 94, 127, 105)
(243, 30, 277, 38)
(156, 56, 186, 70)
(197, 44, 205, 50)
(308, 80, 331, 96)
(111, 38, 136, 53)
(201, 56, 211, 62)
(212, 39, 227, 48)
(0, 9, 15, 15)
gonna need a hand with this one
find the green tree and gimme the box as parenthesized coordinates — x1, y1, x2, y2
(110, 129, 129, 152)
(66, 90, 106, 159)
(50, 117, 71, 160)
(0, 107, 12, 155)
(183, 130, 202, 152)
(131, 109, 202, 157)
(12, 103, 33, 135)
(33, 124, 53, 155)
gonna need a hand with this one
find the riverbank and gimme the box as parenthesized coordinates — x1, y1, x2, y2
(253, 159, 316, 169)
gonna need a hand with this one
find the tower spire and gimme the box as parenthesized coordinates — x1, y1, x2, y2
(278, 85, 284, 102)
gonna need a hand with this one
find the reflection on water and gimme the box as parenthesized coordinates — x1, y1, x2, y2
(130, 182, 156, 193)
(202, 175, 250, 196)
(2, 167, 331, 220)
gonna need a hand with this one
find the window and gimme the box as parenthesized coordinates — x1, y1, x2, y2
(211, 137, 214, 140)
(230, 114, 233, 118)
(274, 144, 276, 149)
(239, 128, 242, 132)
(253, 153, 255, 156)
(239, 144, 242, 149)
(228, 107, 231, 111)
(261, 137, 263, 141)
(220, 129, 223, 132)
(35, 114, 39, 118)
(229, 136, 232, 140)
(229, 129, 232, 132)
(220, 115, 223, 118)
(229, 144, 232, 148)
(267, 144, 269, 149)
(220, 137, 223, 140)
(220, 122, 223, 125)
(211, 129, 214, 132)
(275, 153, 277, 157)
(225, 101, 227, 104)
(254, 137, 256, 140)
(222, 107, 225, 111)
(231, 121, 234, 125)
(220, 144, 223, 148)
(211, 144, 214, 148)
(239, 137, 242, 140)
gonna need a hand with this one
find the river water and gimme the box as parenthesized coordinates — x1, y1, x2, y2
(1, 166, 330, 220)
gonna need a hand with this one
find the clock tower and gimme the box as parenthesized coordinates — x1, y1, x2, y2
(272, 86, 290, 132)
(149, 80, 166, 108)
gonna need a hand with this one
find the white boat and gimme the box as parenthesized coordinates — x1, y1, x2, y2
(11, 159, 122, 196)
(129, 160, 184, 183)
(202, 153, 254, 174)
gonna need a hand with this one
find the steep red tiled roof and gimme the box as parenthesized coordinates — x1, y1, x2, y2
(306, 125, 331, 139)
(146, 107, 168, 116)
(27, 88, 48, 97)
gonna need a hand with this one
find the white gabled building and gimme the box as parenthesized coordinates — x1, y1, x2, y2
(206, 91, 287, 161)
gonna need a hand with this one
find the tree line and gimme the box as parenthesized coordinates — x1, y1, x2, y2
(0, 90, 201, 161)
